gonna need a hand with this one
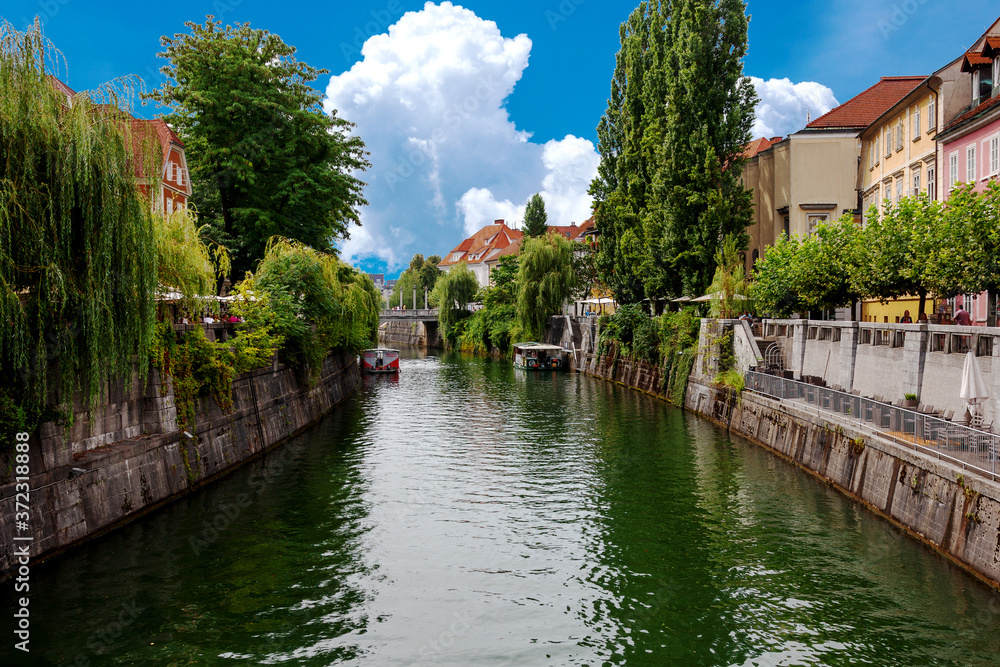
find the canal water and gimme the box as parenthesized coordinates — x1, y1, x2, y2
(5, 351, 1000, 666)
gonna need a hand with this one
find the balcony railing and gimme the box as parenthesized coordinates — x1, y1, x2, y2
(745, 371, 998, 481)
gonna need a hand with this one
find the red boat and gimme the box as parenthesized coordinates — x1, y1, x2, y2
(361, 348, 400, 374)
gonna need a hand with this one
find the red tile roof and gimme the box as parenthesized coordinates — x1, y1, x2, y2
(962, 52, 994, 72)
(439, 222, 523, 268)
(743, 136, 781, 158)
(804, 76, 926, 130)
(941, 91, 1000, 136)
(129, 118, 184, 179)
(45, 75, 76, 104)
(984, 36, 1000, 56)
(576, 216, 596, 236)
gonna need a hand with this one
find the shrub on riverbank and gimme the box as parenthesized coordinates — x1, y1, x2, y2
(598, 306, 700, 404)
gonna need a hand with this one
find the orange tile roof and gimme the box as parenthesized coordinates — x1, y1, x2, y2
(985, 36, 1000, 56)
(962, 52, 994, 72)
(941, 90, 1000, 135)
(549, 224, 583, 240)
(743, 136, 781, 158)
(129, 118, 184, 179)
(45, 74, 76, 104)
(438, 221, 523, 268)
(805, 76, 926, 130)
(576, 216, 596, 236)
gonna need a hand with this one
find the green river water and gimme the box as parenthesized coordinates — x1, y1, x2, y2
(4, 351, 1000, 666)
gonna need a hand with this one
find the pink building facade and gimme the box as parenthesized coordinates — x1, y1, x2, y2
(936, 30, 1000, 325)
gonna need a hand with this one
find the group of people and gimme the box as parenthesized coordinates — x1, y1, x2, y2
(899, 307, 970, 325)
(178, 314, 242, 325)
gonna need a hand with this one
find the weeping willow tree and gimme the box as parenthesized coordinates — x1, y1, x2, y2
(0, 20, 159, 434)
(515, 233, 576, 341)
(153, 209, 230, 311)
(430, 262, 478, 345)
(242, 238, 379, 379)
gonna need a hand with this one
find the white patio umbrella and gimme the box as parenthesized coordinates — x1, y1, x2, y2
(960, 350, 990, 418)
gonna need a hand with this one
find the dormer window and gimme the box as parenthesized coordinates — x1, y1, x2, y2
(974, 66, 993, 105)
(995, 58, 1000, 93)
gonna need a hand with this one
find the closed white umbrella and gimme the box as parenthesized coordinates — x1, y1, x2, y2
(960, 350, 990, 418)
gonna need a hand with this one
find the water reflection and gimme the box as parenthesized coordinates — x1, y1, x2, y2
(2, 352, 999, 666)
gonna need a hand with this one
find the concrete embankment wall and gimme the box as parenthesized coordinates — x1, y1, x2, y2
(762, 319, 1000, 423)
(379, 320, 443, 349)
(575, 317, 1000, 590)
(0, 347, 359, 577)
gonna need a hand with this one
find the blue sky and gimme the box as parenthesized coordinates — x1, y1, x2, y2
(4, 1, 999, 277)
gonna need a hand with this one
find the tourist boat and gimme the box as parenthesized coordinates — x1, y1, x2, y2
(512, 342, 569, 371)
(361, 348, 400, 374)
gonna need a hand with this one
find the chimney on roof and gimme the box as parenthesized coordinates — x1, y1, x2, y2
(495, 219, 504, 225)
(571, 221, 577, 227)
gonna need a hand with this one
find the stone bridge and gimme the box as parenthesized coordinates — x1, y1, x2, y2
(378, 310, 441, 348)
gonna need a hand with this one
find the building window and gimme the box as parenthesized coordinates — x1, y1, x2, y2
(927, 166, 936, 201)
(968, 145, 977, 182)
(913, 107, 920, 137)
(928, 97, 936, 130)
(885, 129, 892, 158)
(991, 136, 999, 176)
(807, 214, 828, 234)
(913, 170, 920, 196)
(896, 122, 904, 151)
(950, 153, 959, 188)
(974, 70, 981, 104)
(875, 137, 880, 164)
(896, 178, 903, 202)
(995, 59, 1000, 92)
(867, 142, 873, 170)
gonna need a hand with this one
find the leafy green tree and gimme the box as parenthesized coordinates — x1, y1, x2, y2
(795, 217, 862, 316)
(389, 253, 442, 309)
(147, 17, 370, 280)
(431, 263, 479, 344)
(516, 234, 576, 340)
(748, 235, 807, 317)
(571, 240, 600, 301)
(707, 235, 748, 319)
(462, 254, 519, 354)
(854, 197, 941, 317)
(930, 181, 1000, 298)
(751, 216, 861, 317)
(153, 209, 230, 310)
(244, 238, 379, 379)
(523, 193, 549, 238)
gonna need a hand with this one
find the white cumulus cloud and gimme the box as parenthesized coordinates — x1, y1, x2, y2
(751, 77, 839, 138)
(324, 1, 598, 272)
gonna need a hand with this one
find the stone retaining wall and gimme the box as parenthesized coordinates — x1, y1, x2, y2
(0, 350, 359, 577)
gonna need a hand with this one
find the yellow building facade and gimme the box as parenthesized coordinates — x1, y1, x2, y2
(858, 60, 968, 322)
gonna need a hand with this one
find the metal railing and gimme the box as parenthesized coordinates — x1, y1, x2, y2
(380, 309, 439, 319)
(745, 371, 999, 481)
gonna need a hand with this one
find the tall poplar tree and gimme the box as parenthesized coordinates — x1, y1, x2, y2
(654, 0, 757, 296)
(523, 193, 549, 238)
(590, 1, 668, 304)
(590, 0, 756, 301)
